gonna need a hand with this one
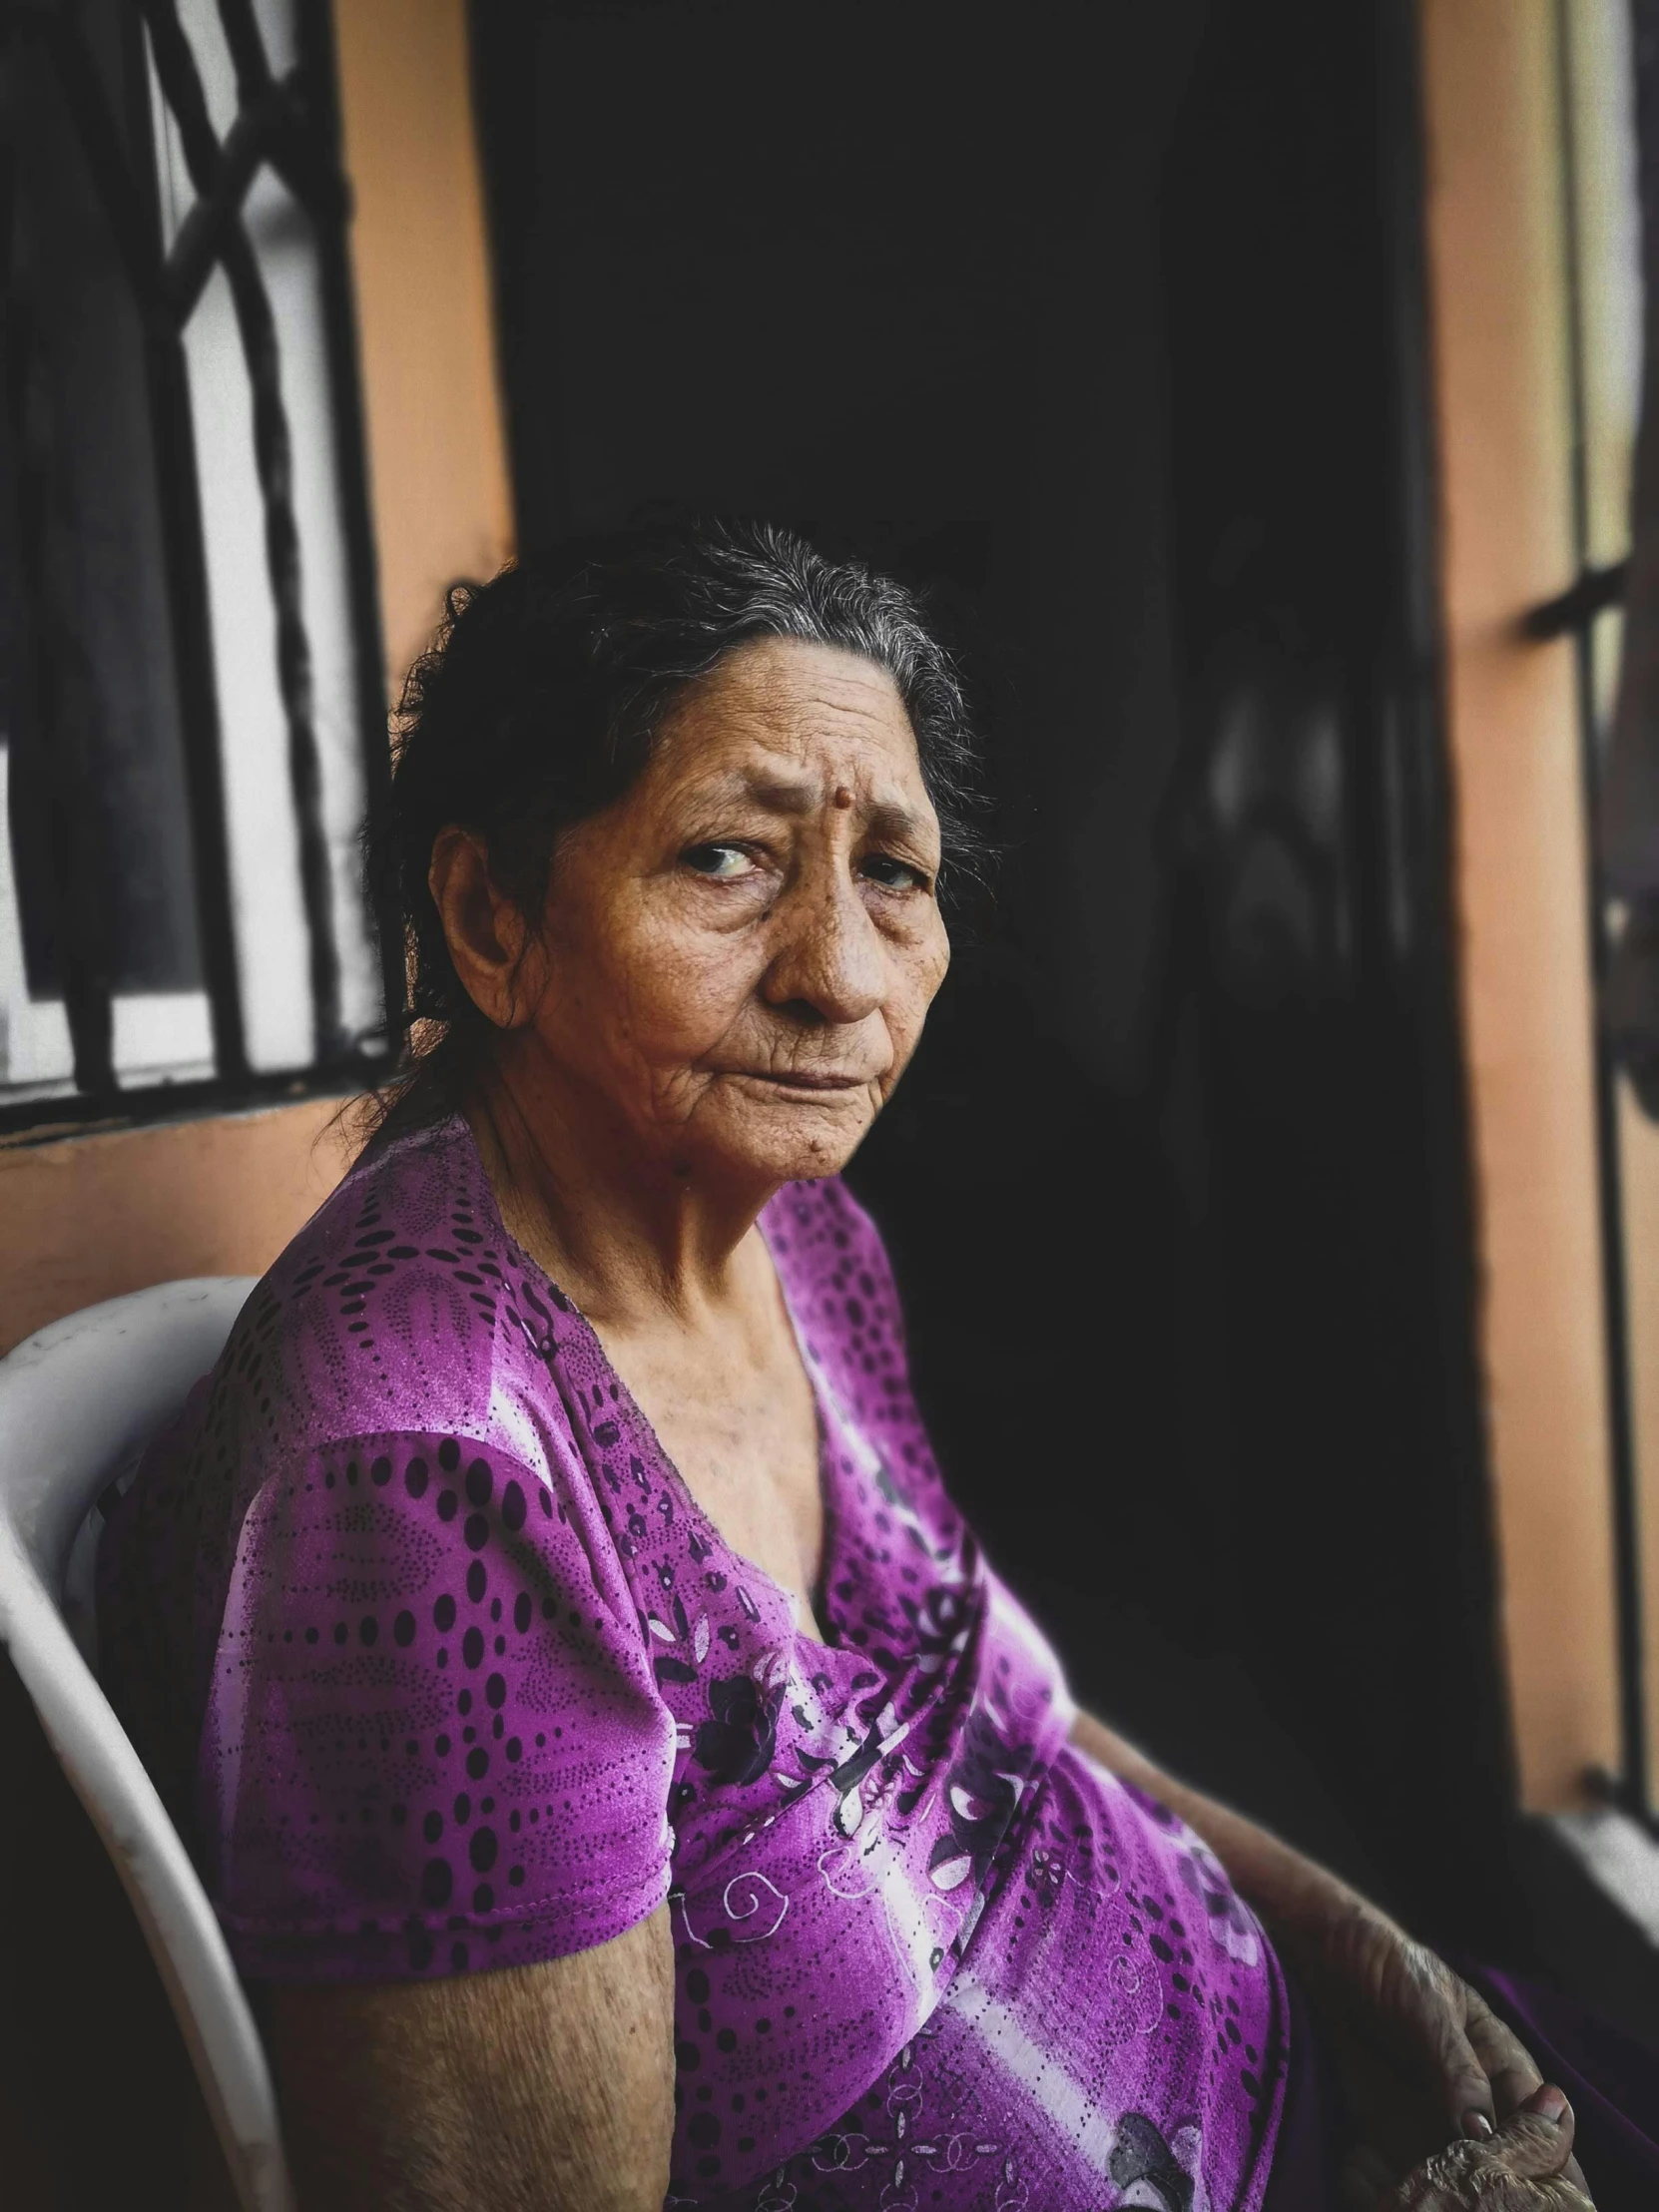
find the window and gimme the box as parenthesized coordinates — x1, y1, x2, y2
(0, 0, 395, 1132)
(1526, 0, 1659, 1817)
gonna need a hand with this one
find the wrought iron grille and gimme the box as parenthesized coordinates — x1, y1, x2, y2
(0, 0, 398, 1137)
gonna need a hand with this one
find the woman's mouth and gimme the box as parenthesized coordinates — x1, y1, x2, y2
(738, 1070, 865, 1092)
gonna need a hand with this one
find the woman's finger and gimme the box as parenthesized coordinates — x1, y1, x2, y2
(1420, 1997, 1505, 2143)
(1454, 1994, 1592, 2195)
(1391, 2086, 1584, 2207)
(1374, 1940, 1518, 2144)
(1479, 2083, 1576, 2174)
(1461, 1983, 1545, 2122)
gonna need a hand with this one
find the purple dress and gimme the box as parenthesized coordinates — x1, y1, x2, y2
(99, 1113, 1291, 2209)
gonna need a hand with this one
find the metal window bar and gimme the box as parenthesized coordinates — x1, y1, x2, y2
(1521, 558, 1632, 641)
(1, 0, 397, 1139)
(1527, 539, 1652, 1827)
(0, 97, 117, 1102)
(1552, 561, 1650, 1830)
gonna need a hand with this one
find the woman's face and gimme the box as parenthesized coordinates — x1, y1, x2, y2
(478, 637, 951, 1190)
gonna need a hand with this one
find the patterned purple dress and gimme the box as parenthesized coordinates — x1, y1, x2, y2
(98, 1114, 1290, 2209)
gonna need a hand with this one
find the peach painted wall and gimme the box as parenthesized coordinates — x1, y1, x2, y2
(1418, 0, 1622, 1807)
(0, 0, 512, 1359)
(333, 0, 515, 686)
(0, 1101, 349, 1352)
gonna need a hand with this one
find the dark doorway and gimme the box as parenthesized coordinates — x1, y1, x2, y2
(470, 0, 1524, 1956)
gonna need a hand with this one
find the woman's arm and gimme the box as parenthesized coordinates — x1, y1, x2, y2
(268, 1903, 675, 2212)
(1068, 1711, 1584, 2195)
(1079, 1698, 1363, 1946)
(1069, 1709, 1372, 1954)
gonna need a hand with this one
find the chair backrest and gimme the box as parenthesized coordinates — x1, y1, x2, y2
(0, 1279, 295, 2212)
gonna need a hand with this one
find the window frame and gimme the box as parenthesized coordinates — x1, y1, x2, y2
(0, 0, 401, 1142)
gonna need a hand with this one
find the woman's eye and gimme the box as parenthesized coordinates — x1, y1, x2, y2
(681, 842, 757, 880)
(860, 853, 931, 893)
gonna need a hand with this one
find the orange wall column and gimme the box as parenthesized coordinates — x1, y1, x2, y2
(1418, 0, 1621, 1807)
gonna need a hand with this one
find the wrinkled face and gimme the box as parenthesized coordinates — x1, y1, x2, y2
(517, 637, 951, 1188)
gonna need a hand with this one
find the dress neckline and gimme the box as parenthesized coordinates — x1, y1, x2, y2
(438, 1111, 844, 1652)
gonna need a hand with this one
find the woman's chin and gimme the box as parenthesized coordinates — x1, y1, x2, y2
(682, 1085, 876, 1188)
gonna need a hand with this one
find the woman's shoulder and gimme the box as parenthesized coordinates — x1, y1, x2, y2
(216, 1113, 561, 1466)
(273, 1107, 491, 1278)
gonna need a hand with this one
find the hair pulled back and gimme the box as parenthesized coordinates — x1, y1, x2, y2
(362, 517, 984, 1142)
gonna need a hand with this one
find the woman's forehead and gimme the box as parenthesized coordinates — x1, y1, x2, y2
(667, 761, 937, 852)
(652, 639, 930, 803)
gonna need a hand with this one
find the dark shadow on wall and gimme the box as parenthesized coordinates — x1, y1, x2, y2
(469, 0, 1525, 1957)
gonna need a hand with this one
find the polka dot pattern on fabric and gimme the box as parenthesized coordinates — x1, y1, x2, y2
(98, 1116, 1288, 2210)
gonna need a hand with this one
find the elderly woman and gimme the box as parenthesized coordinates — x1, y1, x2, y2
(101, 524, 1631, 2211)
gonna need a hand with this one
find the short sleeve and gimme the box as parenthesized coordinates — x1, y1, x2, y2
(197, 1430, 675, 1981)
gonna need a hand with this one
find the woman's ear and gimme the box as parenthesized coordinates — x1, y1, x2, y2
(428, 829, 538, 1028)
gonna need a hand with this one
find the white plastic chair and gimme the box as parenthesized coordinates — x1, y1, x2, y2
(0, 1278, 295, 2212)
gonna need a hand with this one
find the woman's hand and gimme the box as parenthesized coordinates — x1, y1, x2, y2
(1309, 1898, 1533, 2143)
(1340, 2085, 1595, 2209)
(1294, 1898, 1591, 2199)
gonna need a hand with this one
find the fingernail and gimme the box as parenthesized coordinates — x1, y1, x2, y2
(1524, 2085, 1569, 2126)
(1462, 2110, 1495, 2140)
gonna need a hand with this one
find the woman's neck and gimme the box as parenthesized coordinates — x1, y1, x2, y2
(463, 1054, 779, 1338)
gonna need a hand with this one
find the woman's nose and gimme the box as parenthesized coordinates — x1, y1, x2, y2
(762, 874, 886, 1026)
